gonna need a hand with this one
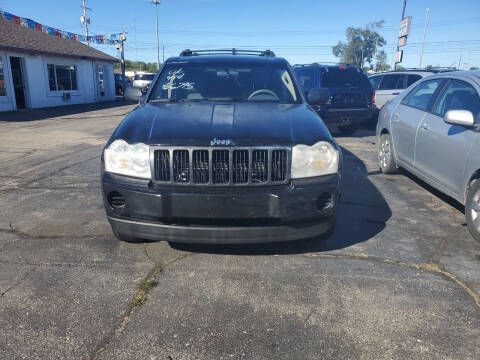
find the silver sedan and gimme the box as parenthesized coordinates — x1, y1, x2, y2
(376, 71, 480, 241)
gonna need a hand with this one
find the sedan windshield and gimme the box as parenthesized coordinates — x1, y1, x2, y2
(149, 62, 300, 103)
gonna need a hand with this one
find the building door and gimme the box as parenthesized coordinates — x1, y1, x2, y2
(96, 64, 105, 101)
(10, 57, 26, 109)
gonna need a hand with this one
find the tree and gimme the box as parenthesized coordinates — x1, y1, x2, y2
(333, 20, 386, 69)
(470, 66, 479, 70)
(114, 60, 159, 73)
(375, 50, 390, 72)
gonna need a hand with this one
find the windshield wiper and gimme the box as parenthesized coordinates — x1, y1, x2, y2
(203, 97, 248, 102)
(150, 98, 193, 103)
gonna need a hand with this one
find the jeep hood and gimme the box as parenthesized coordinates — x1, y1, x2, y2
(109, 102, 333, 147)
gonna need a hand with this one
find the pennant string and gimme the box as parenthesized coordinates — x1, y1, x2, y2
(0, 10, 123, 45)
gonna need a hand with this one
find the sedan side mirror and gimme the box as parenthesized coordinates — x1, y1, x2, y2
(444, 110, 475, 127)
(307, 88, 330, 105)
(141, 85, 149, 96)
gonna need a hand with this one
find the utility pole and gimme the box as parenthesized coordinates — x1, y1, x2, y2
(395, 0, 407, 70)
(419, 8, 430, 69)
(150, 0, 161, 70)
(458, 51, 463, 69)
(162, 44, 165, 63)
(80, 0, 91, 46)
(117, 32, 127, 98)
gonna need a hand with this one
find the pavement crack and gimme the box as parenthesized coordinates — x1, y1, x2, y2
(302, 252, 480, 309)
(142, 244, 156, 265)
(87, 252, 194, 360)
(0, 227, 110, 241)
(0, 268, 34, 298)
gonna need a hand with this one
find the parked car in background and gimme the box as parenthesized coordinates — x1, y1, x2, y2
(294, 64, 376, 135)
(114, 73, 132, 96)
(132, 72, 155, 88)
(370, 68, 457, 110)
(376, 71, 480, 241)
(102, 49, 342, 244)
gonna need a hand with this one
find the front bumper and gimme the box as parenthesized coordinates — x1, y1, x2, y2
(102, 172, 341, 244)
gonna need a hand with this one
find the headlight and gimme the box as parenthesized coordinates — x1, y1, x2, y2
(291, 141, 339, 178)
(104, 140, 151, 179)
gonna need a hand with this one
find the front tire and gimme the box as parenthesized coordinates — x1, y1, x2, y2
(466, 179, 480, 242)
(378, 133, 397, 174)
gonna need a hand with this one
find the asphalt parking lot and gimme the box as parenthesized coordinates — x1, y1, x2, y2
(0, 102, 479, 360)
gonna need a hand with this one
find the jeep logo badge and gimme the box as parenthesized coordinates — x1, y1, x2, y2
(210, 138, 233, 146)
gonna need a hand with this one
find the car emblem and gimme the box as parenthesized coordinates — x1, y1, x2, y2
(210, 138, 234, 146)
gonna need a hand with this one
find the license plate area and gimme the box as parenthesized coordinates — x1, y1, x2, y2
(338, 117, 353, 126)
(169, 193, 280, 219)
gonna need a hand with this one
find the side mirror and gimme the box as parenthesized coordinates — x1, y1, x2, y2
(307, 88, 330, 105)
(444, 110, 475, 127)
(141, 85, 149, 96)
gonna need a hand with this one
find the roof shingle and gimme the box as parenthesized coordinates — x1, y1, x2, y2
(0, 16, 118, 62)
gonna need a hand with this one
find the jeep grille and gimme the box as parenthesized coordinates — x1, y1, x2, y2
(152, 147, 289, 186)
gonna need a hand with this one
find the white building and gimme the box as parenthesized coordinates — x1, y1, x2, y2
(0, 16, 117, 112)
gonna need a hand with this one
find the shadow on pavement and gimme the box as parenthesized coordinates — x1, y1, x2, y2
(0, 100, 136, 123)
(399, 169, 465, 214)
(170, 147, 392, 255)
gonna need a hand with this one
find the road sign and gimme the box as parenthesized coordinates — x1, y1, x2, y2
(398, 36, 407, 47)
(399, 16, 412, 37)
(396, 50, 403, 63)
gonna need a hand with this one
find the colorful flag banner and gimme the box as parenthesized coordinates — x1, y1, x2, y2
(0, 10, 123, 46)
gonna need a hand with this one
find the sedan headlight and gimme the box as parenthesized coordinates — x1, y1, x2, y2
(291, 141, 339, 178)
(104, 140, 151, 179)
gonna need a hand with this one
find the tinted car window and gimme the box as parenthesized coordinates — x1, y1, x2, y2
(433, 80, 480, 118)
(379, 74, 403, 90)
(150, 62, 300, 103)
(407, 75, 422, 87)
(401, 79, 442, 111)
(294, 67, 316, 94)
(369, 75, 382, 90)
(319, 67, 370, 89)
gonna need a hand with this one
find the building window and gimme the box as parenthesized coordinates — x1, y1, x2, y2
(0, 58, 6, 96)
(47, 64, 78, 91)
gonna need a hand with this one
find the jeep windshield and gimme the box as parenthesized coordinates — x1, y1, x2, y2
(149, 62, 300, 103)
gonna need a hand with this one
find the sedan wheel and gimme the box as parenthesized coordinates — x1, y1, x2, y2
(378, 134, 397, 174)
(466, 180, 480, 242)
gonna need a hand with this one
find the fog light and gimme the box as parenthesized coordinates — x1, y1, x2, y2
(316, 193, 334, 211)
(108, 191, 125, 210)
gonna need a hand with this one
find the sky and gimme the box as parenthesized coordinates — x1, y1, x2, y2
(1, 0, 479, 69)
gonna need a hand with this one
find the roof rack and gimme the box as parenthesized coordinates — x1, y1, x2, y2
(179, 48, 276, 57)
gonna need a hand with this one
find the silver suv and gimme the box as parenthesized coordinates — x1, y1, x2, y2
(376, 71, 480, 241)
(369, 69, 456, 109)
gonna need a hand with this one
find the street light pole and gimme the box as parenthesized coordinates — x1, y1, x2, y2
(150, 0, 161, 70)
(419, 8, 430, 69)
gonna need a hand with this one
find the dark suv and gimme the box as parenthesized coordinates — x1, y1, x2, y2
(101, 49, 342, 244)
(293, 64, 376, 135)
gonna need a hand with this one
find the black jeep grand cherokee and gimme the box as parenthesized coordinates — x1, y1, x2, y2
(101, 49, 342, 244)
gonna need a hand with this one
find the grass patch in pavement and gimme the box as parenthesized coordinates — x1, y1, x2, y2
(131, 267, 162, 308)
